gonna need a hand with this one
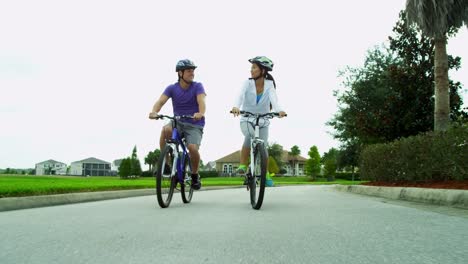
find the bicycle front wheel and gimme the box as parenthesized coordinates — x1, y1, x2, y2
(180, 154, 193, 203)
(156, 145, 176, 208)
(250, 142, 267, 210)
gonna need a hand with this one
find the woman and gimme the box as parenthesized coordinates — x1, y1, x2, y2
(231, 56, 286, 180)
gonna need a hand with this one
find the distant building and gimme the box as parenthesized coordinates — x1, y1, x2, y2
(203, 161, 217, 171)
(70, 157, 111, 176)
(35, 160, 67, 175)
(215, 150, 307, 176)
(215, 151, 240, 176)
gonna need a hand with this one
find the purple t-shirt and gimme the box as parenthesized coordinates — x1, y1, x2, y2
(163, 81, 206, 127)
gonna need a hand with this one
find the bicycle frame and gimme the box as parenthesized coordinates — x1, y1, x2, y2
(161, 116, 193, 184)
(248, 125, 264, 177)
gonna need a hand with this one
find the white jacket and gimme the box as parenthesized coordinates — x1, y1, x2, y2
(234, 79, 283, 125)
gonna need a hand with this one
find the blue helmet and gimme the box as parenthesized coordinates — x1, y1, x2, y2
(175, 59, 197, 72)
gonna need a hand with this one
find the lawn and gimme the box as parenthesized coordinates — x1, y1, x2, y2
(0, 175, 364, 198)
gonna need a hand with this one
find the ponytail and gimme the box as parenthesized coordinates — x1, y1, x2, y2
(265, 72, 276, 89)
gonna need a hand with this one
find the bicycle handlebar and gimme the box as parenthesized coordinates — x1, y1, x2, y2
(229, 110, 287, 118)
(153, 114, 194, 120)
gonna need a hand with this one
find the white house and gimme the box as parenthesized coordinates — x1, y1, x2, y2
(35, 160, 67, 175)
(70, 157, 111, 176)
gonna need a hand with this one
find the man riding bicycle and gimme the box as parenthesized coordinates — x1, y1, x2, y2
(149, 59, 206, 190)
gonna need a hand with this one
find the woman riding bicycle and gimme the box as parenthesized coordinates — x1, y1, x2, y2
(231, 56, 287, 176)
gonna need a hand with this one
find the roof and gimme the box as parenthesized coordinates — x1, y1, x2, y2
(282, 150, 307, 162)
(36, 159, 66, 165)
(71, 157, 110, 164)
(216, 151, 241, 163)
(216, 150, 307, 163)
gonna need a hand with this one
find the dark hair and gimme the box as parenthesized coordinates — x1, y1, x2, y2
(265, 72, 276, 89)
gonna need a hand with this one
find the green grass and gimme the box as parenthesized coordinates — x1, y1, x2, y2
(0, 175, 365, 198)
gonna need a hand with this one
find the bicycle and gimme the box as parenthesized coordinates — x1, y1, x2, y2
(153, 114, 195, 208)
(231, 110, 286, 210)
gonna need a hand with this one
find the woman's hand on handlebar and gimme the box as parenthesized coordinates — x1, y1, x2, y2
(231, 107, 241, 117)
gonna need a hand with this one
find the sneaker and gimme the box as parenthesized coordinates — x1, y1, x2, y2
(191, 174, 201, 190)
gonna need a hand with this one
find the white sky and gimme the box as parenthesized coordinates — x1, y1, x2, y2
(1, 0, 467, 169)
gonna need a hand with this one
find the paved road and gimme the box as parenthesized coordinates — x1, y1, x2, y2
(1, 186, 467, 264)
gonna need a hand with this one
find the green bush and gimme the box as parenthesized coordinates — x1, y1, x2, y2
(199, 171, 219, 178)
(360, 125, 468, 182)
(335, 172, 361, 181)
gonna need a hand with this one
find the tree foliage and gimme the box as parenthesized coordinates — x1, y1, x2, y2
(144, 149, 161, 173)
(322, 148, 338, 179)
(328, 11, 465, 145)
(305, 146, 321, 177)
(267, 143, 284, 168)
(119, 158, 132, 178)
(268, 156, 279, 174)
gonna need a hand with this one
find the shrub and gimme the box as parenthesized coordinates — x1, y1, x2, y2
(360, 125, 468, 182)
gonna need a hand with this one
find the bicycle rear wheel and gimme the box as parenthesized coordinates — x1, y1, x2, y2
(250, 142, 267, 210)
(180, 154, 193, 203)
(156, 145, 176, 208)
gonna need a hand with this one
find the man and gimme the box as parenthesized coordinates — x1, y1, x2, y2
(149, 59, 206, 190)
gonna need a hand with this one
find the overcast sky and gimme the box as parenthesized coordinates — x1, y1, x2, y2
(1, 0, 467, 169)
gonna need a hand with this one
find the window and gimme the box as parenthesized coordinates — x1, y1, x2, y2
(223, 164, 228, 174)
(228, 164, 233, 174)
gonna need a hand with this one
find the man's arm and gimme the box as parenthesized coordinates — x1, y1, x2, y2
(194, 93, 206, 120)
(149, 94, 169, 119)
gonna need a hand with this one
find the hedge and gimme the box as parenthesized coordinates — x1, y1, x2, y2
(360, 125, 467, 182)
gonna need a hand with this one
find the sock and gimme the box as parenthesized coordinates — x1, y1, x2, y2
(238, 164, 247, 169)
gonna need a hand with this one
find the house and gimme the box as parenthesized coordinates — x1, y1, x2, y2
(215, 151, 241, 176)
(203, 161, 217, 171)
(281, 151, 307, 176)
(35, 159, 67, 175)
(215, 149, 308, 176)
(70, 157, 111, 176)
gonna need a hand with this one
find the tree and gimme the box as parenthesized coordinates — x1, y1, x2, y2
(305, 146, 321, 179)
(268, 156, 279, 174)
(336, 141, 360, 173)
(289, 145, 300, 176)
(329, 11, 465, 146)
(130, 146, 142, 176)
(119, 158, 132, 178)
(322, 148, 338, 180)
(144, 149, 161, 172)
(267, 143, 284, 168)
(406, 0, 468, 131)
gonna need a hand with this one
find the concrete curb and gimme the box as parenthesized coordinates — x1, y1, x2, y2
(333, 185, 468, 209)
(0, 186, 241, 212)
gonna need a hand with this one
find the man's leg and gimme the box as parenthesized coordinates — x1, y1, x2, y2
(187, 144, 201, 190)
(159, 124, 172, 151)
(160, 125, 172, 174)
(187, 144, 200, 173)
(182, 123, 203, 190)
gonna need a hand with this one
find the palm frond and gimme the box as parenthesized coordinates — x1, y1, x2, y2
(406, 0, 468, 38)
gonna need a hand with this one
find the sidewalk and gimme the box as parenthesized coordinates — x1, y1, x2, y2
(333, 184, 468, 209)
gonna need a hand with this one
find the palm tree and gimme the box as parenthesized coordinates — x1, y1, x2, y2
(289, 145, 301, 176)
(405, 0, 468, 131)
